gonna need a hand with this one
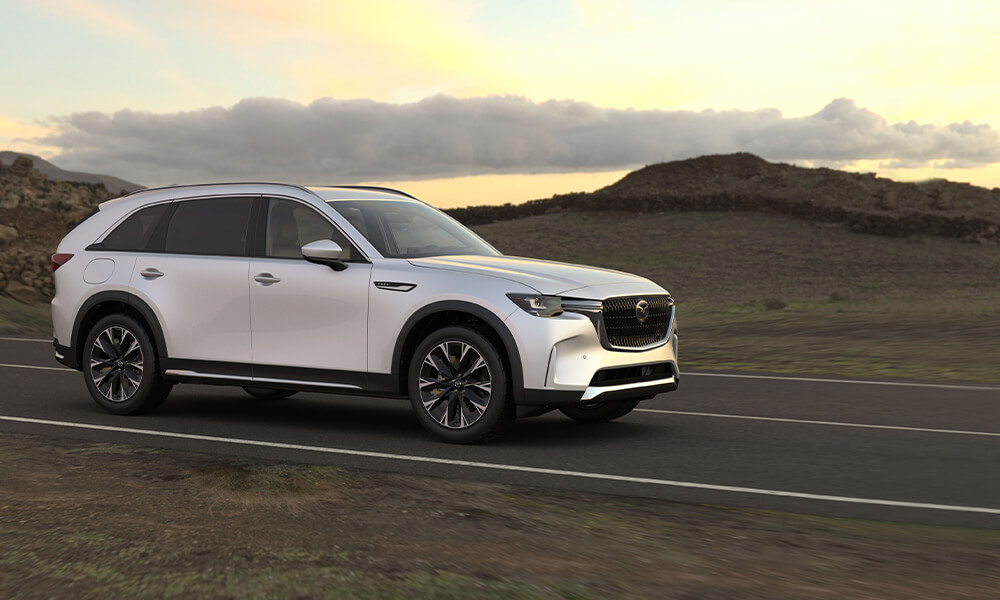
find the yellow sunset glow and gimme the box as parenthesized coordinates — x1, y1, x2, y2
(2, 0, 999, 200)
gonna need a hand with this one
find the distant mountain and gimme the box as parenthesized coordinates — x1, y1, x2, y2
(0, 151, 144, 194)
(447, 153, 1000, 244)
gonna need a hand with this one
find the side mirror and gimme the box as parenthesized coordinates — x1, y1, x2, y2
(301, 239, 347, 271)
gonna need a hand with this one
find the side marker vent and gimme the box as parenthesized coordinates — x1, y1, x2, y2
(374, 281, 417, 292)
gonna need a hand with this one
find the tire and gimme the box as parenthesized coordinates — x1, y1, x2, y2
(408, 326, 514, 443)
(559, 399, 640, 424)
(83, 314, 172, 415)
(242, 386, 298, 400)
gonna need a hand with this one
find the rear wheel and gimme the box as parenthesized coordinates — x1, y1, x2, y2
(559, 399, 640, 423)
(83, 314, 172, 415)
(408, 326, 513, 443)
(242, 387, 298, 400)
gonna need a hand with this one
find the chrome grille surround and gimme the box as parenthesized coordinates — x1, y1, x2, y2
(600, 295, 675, 351)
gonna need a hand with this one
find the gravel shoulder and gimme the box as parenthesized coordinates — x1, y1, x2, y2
(2, 432, 998, 599)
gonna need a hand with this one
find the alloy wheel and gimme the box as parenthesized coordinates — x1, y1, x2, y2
(89, 326, 144, 403)
(417, 340, 492, 429)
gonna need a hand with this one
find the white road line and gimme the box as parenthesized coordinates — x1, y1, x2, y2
(684, 371, 1000, 392)
(0, 337, 50, 343)
(2, 415, 999, 516)
(636, 409, 1000, 438)
(0, 363, 75, 373)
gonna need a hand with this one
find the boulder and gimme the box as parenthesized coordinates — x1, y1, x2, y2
(0, 224, 17, 246)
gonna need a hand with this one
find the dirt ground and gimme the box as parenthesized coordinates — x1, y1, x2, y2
(2, 432, 998, 599)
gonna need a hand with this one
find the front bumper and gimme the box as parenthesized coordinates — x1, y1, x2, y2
(506, 306, 679, 406)
(521, 368, 678, 406)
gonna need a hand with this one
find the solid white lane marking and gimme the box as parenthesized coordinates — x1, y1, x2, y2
(0, 363, 75, 373)
(636, 409, 1000, 438)
(0, 337, 51, 343)
(2, 415, 999, 516)
(684, 371, 1000, 392)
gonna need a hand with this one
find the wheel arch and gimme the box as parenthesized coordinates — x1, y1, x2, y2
(71, 291, 168, 372)
(390, 301, 524, 404)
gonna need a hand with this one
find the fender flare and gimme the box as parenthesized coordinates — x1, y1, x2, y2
(70, 290, 169, 371)
(390, 300, 525, 403)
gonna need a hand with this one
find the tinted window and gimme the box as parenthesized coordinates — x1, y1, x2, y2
(101, 204, 168, 251)
(266, 199, 358, 261)
(326, 199, 498, 258)
(164, 197, 253, 256)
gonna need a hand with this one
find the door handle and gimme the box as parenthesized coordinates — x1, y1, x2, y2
(254, 273, 281, 285)
(139, 268, 164, 279)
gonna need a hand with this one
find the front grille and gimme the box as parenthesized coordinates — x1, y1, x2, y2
(601, 295, 674, 349)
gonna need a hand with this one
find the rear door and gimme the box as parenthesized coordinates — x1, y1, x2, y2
(248, 198, 371, 388)
(129, 196, 255, 369)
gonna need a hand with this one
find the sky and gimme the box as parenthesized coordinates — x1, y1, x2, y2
(1, 0, 999, 208)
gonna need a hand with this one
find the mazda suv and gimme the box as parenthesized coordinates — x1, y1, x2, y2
(51, 183, 678, 442)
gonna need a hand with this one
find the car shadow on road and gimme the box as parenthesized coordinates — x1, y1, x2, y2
(151, 386, 671, 449)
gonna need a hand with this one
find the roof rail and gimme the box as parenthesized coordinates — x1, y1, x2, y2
(326, 185, 417, 200)
(120, 181, 314, 198)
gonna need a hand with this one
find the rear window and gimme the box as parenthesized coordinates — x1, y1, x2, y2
(100, 204, 169, 251)
(164, 197, 253, 256)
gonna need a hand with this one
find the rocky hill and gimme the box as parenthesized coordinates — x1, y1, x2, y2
(0, 151, 143, 194)
(0, 156, 113, 304)
(3, 151, 1000, 307)
(449, 153, 1000, 243)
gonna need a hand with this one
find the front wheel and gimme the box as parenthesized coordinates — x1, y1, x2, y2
(559, 399, 640, 424)
(83, 314, 172, 415)
(408, 326, 513, 443)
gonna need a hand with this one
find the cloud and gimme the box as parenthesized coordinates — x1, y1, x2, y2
(37, 96, 1000, 186)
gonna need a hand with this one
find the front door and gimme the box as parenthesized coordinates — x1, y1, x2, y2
(249, 198, 372, 388)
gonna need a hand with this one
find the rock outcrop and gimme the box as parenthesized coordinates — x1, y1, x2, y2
(0, 156, 113, 304)
(447, 153, 1000, 244)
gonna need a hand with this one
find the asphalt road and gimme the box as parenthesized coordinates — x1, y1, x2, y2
(2, 336, 999, 528)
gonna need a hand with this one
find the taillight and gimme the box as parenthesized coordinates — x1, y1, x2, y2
(51, 253, 74, 271)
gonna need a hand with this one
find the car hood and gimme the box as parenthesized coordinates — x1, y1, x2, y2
(407, 255, 657, 296)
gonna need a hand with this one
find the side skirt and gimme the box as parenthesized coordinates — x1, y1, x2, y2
(160, 359, 407, 399)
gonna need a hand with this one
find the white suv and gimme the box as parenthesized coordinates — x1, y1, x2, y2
(51, 183, 678, 442)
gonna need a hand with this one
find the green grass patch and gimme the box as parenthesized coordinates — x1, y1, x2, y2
(0, 296, 50, 336)
(192, 463, 355, 497)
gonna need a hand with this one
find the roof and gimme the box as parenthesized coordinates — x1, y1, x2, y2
(307, 185, 416, 201)
(102, 182, 418, 211)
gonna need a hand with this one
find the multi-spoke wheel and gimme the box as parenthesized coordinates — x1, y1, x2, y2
(408, 326, 512, 443)
(83, 314, 172, 414)
(90, 325, 144, 403)
(559, 399, 640, 423)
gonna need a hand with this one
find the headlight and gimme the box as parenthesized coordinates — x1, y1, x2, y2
(507, 294, 563, 317)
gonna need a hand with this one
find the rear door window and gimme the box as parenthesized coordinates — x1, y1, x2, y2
(164, 197, 253, 256)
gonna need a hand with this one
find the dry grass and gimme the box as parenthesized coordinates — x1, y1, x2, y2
(475, 211, 1000, 383)
(3, 433, 1000, 599)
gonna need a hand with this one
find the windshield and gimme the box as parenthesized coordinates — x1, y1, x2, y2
(326, 199, 500, 259)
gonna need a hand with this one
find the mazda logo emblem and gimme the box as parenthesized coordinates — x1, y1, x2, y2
(635, 299, 650, 324)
